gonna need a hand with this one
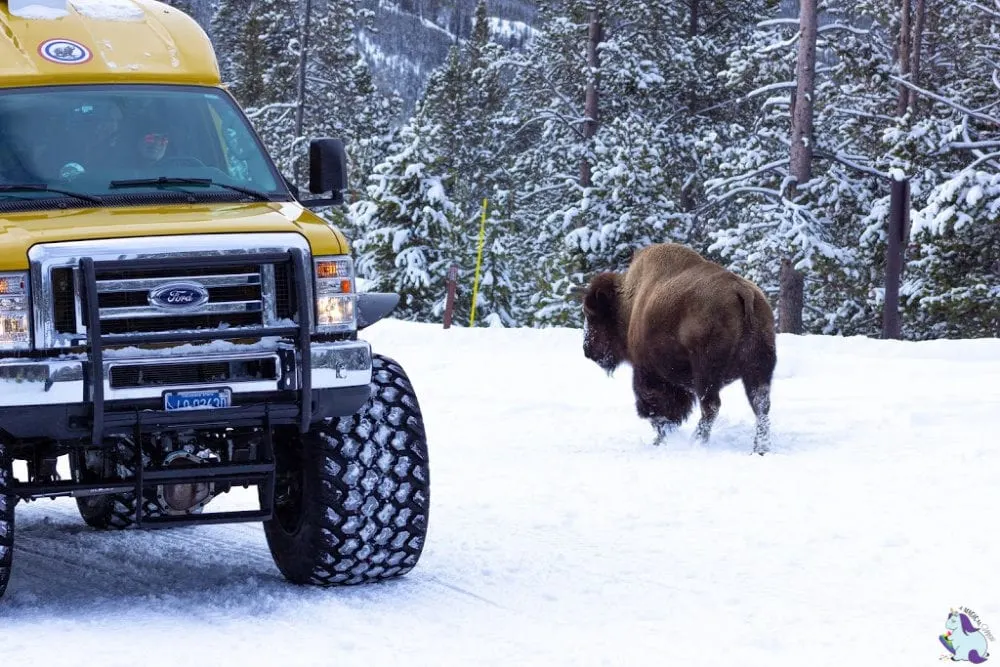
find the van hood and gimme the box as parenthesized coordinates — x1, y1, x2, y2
(0, 201, 350, 270)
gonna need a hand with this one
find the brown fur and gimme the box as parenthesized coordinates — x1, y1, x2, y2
(582, 243, 776, 454)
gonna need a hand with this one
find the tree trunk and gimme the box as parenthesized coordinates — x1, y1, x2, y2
(779, 259, 804, 334)
(780, 0, 817, 335)
(688, 0, 699, 110)
(293, 0, 313, 187)
(789, 0, 817, 187)
(580, 10, 602, 188)
(908, 0, 926, 113)
(896, 0, 912, 116)
(882, 179, 909, 339)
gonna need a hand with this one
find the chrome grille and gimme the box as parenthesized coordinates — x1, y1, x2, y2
(94, 266, 266, 331)
(29, 233, 314, 349)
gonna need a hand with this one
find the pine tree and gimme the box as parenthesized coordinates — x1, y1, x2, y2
(161, 0, 197, 21)
(350, 2, 517, 326)
(704, 0, 894, 336)
(210, 1, 300, 177)
(897, 1, 1000, 338)
(210, 0, 298, 108)
(350, 121, 463, 320)
(505, 0, 772, 327)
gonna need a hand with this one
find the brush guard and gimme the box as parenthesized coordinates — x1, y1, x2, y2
(12, 249, 316, 528)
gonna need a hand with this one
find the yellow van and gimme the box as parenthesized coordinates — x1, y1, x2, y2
(0, 0, 430, 600)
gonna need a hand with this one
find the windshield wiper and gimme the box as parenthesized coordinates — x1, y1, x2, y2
(0, 183, 102, 205)
(109, 177, 274, 202)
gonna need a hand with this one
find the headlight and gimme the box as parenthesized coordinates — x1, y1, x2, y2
(0, 272, 30, 350)
(314, 256, 356, 332)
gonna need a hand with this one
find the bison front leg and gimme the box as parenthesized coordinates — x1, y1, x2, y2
(632, 370, 693, 446)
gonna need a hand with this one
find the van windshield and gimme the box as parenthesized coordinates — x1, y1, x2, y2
(0, 84, 290, 205)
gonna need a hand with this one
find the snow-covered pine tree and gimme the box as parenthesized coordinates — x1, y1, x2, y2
(290, 0, 400, 194)
(897, 1, 1000, 338)
(212, 0, 300, 176)
(160, 0, 197, 21)
(210, 0, 298, 109)
(508, 0, 772, 327)
(459, 0, 519, 326)
(349, 119, 463, 320)
(705, 0, 894, 336)
(352, 3, 517, 326)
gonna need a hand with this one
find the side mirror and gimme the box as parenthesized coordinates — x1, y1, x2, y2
(308, 138, 348, 203)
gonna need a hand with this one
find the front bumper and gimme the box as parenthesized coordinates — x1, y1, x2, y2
(0, 340, 372, 440)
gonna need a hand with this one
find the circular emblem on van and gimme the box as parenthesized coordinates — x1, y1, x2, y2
(149, 283, 210, 310)
(38, 38, 93, 65)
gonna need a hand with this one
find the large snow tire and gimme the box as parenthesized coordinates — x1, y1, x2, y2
(76, 494, 139, 530)
(0, 440, 14, 600)
(74, 439, 161, 529)
(264, 354, 430, 586)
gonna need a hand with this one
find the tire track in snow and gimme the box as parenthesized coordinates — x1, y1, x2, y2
(6, 499, 290, 611)
(425, 575, 507, 610)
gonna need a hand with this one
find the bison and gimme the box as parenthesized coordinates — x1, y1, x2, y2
(580, 243, 777, 454)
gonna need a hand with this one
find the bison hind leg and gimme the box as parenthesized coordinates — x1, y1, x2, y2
(743, 380, 772, 455)
(693, 389, 721, 444)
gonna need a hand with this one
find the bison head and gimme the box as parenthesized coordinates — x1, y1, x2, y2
(582, 272, 626, 374)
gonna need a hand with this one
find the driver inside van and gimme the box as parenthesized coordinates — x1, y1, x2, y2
(136, 130, 169, 166)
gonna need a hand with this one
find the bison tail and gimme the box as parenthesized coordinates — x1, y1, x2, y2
(735, 282, 757, 332)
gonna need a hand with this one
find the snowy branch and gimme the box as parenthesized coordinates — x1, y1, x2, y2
(961, 115, 1000, 170)
(704, 159, 789, 194)
(965, 0, 1000, 19)
(967, 151, 1000, 170)
(757, 18, 799, 28)
(246, 102, 297, 119)
(307, 75, 336, 86)
(817, 23, 870, 35)
(517, 182, 573, 203)
(537, 66, 585, 122)
(890, 75, 1000, 126)
(830, 106, 898, 123)
(745, 81, 798, 99)
(693, 82, 796, 118)
(706, 186, 784, 206)
(760, 30, 800, 54)
(813, 150, 890, 179)
(950, 140, 1000, 150)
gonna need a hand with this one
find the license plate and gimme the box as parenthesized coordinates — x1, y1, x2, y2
(163, 388, 232, 412)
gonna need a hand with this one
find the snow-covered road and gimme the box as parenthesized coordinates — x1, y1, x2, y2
(2, 321, 998, 666)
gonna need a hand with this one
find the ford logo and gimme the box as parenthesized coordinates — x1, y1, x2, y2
(149, 282, 210, 310)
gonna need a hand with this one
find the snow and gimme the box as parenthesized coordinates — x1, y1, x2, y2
(7, 0, 68, 19)
(99, 337, 287, 360)
(485, 17, 538, 42)
(69, 0, 144, 22)
(3, 320, 1000, 666)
